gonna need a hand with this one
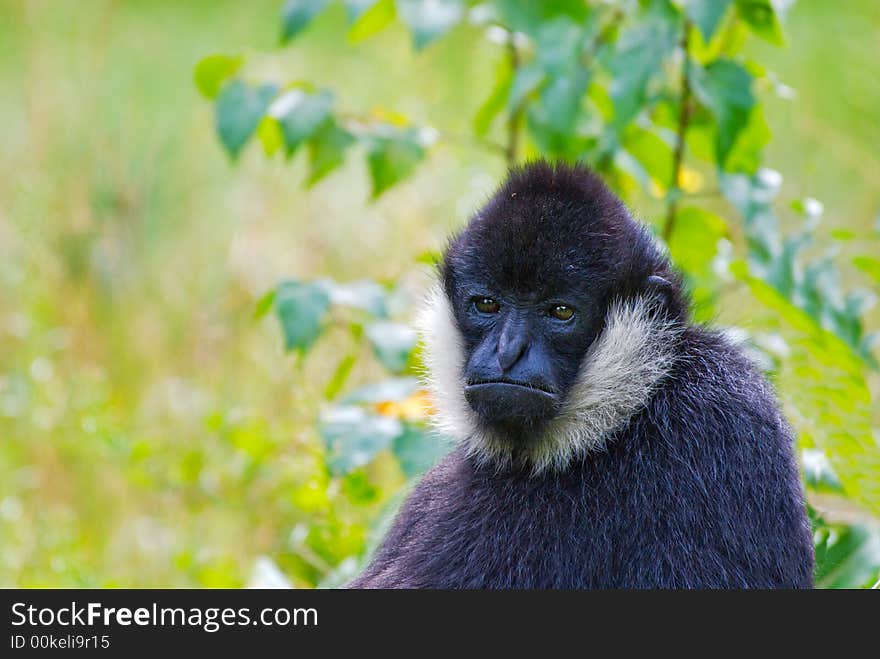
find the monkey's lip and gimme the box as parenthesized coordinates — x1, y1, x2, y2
(465, 379, 559, 398)
(464, 380, 561, 425)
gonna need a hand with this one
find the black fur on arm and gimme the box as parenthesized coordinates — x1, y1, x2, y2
(347, 459, 455, 588)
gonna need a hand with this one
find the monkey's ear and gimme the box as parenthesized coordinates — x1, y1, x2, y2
(645, 275, 673, 306)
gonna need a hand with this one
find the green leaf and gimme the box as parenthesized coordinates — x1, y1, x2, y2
(215, 80, 278, 158)
(735, 0, 784, 45)
(830, 228, 856, 242)
(194, 54, 243, 99)
(853, 256, 880, 285)
(521, 17, 595, 156)
(720, 168, 782, 219)
(365, 127, 427, 198)
(344, 0, 376, 22)
(612, 148, 653, 193)
(275, 89, 335, 156)
(324, 353, 359, 400)
(307, 119, 355, 185)
(392, 424, 450, 477)
(280, 0, 331, 44)
(323, 279, 389, 317)
(348, 0, 396, 43)
(493, 0, 589, 36)
(532, 16, 585, 72)
(667, 206, 728, 274)
(685, 0, 732, 42)
(609, 4, 679, 130)
(802, 449, 844, 494)
(722, 103, 770, 175)
(253, 289, 277, 320)
(318, 406, 403, 475)
(341, 469, 380, 503)
(689, 59, 755, 168)
(530, 68, 590, 136)
(365, 321, 417, 373)
(274, 279, 331, 353)
(474, 60, 513, 137)
(813, 515, 880, 589)
(622, 126, 674, 193)
(507, 64, 545, 111)
(397, 0, 464, 50)
(416, 248, 441, 266)
(256, 116, 285, 157)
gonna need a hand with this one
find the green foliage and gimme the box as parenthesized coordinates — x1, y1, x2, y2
(215, 80, 279, 158)
(275, 279, 332, 353)
(690, 59, 755, 167)
(194, 54, 243, 99)
(307, 119, 356, 185)
(494, 0, 589, 34)
(4, 0, 873, 590)
(364, 126, 427, 198)
(397, 0, 464, 50)
(811, 507, 880, 589)
(473, 58, 513, 137)
(736, 0, 785, 45)
(281, 0, 332, 43)
(392, 424, 449, 478)
(722, 171, 876, 363)
(347, 0, 397, 42)
(276, 89, 335, 156)
(685, 0, 733, 42)
(319, 406, 402, 475)
(608, 2, 679, 132)
(365, 321, 417, 373)
(260, 275, 447, 493)
(196, 54, 431, 196)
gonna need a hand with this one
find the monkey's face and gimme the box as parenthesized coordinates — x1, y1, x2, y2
(443, 197, 613, 439)
(451, 278, 603, 440)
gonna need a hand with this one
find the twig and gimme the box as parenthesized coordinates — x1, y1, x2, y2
(662, 19, 693, 243)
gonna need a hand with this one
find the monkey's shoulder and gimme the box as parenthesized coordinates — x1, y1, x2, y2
(665, 326, 783, 415)
(638, 325, 794, 457)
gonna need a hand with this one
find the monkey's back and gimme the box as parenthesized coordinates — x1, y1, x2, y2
(350, 327, 814, 589)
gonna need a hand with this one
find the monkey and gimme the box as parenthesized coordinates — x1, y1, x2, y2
(349, 161, 815, 589)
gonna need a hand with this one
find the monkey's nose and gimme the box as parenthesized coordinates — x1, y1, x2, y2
(497, 327, 528, 372)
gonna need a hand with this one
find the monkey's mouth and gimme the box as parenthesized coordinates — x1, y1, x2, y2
(464, 379, 560, 427)
(466, 378, 558, 395)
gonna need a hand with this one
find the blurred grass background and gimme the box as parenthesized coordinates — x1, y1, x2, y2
(0, 0, 877, 586)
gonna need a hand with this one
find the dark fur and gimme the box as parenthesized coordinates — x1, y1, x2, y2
(351, 161, 814, 589)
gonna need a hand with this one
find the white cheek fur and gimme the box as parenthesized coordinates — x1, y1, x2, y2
(418, 283, 682, 474)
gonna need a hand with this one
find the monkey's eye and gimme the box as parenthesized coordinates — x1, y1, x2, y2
(550, 304, 574, 321)
(474, 297, 500, 314)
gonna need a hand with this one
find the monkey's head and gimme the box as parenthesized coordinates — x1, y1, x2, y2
(421, 161, 687, 473)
